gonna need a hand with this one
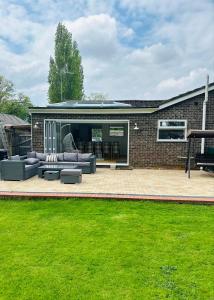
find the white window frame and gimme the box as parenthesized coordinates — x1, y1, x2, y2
(157, 119, 187, 142)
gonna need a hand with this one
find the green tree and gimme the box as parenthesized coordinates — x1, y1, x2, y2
(0, 75, 32, 122)
(48, 23, 84, 103)
(0, 75, 14, 103)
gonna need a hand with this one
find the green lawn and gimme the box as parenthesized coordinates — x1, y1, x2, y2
(0, 199, 213, 300)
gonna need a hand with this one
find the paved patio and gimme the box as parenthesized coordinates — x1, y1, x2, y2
(0, 169, 213, 201)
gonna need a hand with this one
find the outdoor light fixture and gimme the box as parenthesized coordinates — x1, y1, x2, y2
(33, 122, 41, 129)
(134, 123, 139, 130)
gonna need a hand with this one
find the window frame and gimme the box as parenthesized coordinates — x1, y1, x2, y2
(157, 119, 187, 142)
(109, 126, 125, 137)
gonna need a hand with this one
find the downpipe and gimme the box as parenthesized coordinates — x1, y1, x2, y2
(201, 75, 209, 154)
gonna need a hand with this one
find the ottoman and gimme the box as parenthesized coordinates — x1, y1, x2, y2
(60, 169, 82, 184)
(44, 170, 59, 180)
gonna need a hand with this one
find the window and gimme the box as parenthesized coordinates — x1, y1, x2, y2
(109, 126, 124, 137)
(157, 120, 187, 142)
(92, 128, 102, 142)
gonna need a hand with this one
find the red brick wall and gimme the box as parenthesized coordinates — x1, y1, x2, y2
(31, 90, 214, 168)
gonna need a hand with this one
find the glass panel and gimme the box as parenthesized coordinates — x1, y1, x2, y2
(92, 128, 103, 142)
(159, 129, 185, 140)
(160, 121, 185, 127)
(109, 126, 124, 137)
(44, 121, 57, 153)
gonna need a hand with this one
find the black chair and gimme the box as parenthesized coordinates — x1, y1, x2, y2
(94, 142, 102, 159)
(111, 142, 120, 160)
(87, 141, 94, 154)
(103, 142, 111, 160)
(77, 141, 85, 153)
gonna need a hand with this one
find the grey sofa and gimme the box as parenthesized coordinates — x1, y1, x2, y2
(33, 152, 96, 174)
(1, 156, 40, 181)
(0, 152, 96, 181)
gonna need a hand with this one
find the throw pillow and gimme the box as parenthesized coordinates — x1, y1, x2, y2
(46, 154, 58, 162)
(36, 152, 47, 161)
(27, 151, 36, 158)
(63, 152, 78, 162)
(11, 155, 20, 160)
(78, 153, 92, 162)
(56, 153, 64, 161)
(24, 158, 39, 165)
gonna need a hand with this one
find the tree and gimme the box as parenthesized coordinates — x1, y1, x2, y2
(0, 75, 32, 121)
(0, 75, 14, 103)
(48, 23, 84, 103)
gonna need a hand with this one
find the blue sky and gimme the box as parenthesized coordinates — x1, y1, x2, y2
(0, 0, 213, 105)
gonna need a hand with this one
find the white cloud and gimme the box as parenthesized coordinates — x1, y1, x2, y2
(65, 14, 120, 59)
(153, 68, 209, 98)
(0, 0, 213, 106)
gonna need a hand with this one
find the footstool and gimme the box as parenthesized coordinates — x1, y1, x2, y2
(60, 169, 82, 184)
(44, 170, 59, 180)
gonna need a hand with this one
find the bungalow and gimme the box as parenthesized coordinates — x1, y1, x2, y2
(29, 82, 214, 168)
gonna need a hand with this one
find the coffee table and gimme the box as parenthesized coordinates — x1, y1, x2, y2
(38, 164, 77, 178)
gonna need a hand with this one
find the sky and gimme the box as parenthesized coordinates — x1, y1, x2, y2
(0, 0, 213, 106)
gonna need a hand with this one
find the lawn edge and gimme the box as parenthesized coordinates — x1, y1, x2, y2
(0, 191, 213, 205)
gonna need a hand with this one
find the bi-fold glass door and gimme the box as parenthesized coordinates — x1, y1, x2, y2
(44, 119, 129, 166)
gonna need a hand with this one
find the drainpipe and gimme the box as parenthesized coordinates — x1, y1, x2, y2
(201, 74, 209, 154)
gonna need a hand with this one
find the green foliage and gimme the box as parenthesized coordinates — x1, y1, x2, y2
(0, 199, 213, 299)
(48, 23, 84, 103)
(0, 75, 32, 121)
(0, 75, 14, 102)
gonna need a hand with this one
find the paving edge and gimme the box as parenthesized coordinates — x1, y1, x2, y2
(0, 191, 214, 205)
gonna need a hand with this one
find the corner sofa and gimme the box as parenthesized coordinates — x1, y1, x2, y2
(0, 151, 96, 181)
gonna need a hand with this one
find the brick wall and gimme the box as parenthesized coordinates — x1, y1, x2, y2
(32, 90, 214, 168)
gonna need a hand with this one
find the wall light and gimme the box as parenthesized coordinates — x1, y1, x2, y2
(134, 123, 139, 130)
(33, 122, 41, 129)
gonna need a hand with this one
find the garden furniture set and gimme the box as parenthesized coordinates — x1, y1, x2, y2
(0, 151, 95, 183)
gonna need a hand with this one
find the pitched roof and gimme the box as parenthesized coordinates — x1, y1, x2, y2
(0, 113, 29, 127)
(165, 82, 214, 104)
(159, 82, 214, 110)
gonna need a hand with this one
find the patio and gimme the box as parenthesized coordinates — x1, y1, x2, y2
(0, 168, 213, 202)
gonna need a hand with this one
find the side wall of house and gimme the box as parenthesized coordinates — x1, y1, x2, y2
(129, 90, 214, 167)
(31, 90, 214, 168)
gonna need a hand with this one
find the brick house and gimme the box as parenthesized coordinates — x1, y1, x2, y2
(30, 83, 214, 168)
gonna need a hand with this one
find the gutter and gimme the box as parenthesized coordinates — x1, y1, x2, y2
(29, 108, 157, 115)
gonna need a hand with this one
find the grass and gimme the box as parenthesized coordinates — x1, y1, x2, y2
(0, 199, 213, 300)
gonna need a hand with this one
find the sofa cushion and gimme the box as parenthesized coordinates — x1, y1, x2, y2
(56, 153, 64, 161)
(25, 164, 37, 171)
(11, 155, 20, 160)
(36, 152, 47, 161)
(24, 158, 39, 165)
(46, 154, 58, 162)
(61, 169, 82, 176)
(64, 152, 78, 162)
(27, 151, 36, 158)
(78, 153, 92, 162)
